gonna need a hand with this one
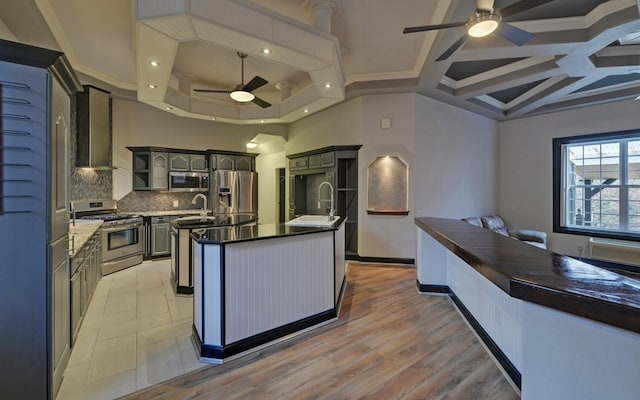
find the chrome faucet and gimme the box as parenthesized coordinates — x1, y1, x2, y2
(192, 193, 208, 216)
(317, 181, 335, 220)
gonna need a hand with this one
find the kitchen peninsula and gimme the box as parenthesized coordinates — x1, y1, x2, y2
(171, 213, 258, 294)
(191, 218, 346, 362)
(415, 217, 640, 400)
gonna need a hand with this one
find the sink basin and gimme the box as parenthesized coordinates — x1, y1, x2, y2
(174, 215, 216, 226)
(285, 215, 339, 227)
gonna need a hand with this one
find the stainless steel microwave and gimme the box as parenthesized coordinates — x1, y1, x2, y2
(169, 172, 209, 192)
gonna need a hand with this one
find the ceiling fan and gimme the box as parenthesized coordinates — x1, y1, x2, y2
(403, 0, 555, 61)
(194, 52, 271, 108)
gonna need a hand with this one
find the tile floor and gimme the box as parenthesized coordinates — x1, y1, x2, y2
(57, 259, 208, 400)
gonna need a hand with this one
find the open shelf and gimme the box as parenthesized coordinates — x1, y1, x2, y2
(366, 209, 409, 216)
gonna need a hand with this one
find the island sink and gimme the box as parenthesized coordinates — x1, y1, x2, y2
(285, 215, 340, 227)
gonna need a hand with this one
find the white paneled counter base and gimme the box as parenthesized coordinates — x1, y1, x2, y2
(191, 219, 346, 362)
(415, 217, 640, 400)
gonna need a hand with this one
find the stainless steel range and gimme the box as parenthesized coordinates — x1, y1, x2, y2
(71, 200, 143, 275)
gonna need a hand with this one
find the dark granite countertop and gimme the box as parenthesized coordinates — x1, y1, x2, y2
(171, 213, 257, 229)
(415, 217, 640, 334)
(192, 217, 346, 244)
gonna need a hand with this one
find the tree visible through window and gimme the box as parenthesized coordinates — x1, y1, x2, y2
(554, 131, 640, 239)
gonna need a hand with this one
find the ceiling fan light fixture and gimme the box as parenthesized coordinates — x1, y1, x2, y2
(230, 90, 255, 102)
(467, 11, 501, 38)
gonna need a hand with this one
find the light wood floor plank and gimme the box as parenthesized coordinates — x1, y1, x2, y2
(120, 264, 519, 400)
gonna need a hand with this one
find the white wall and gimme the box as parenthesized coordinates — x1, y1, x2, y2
(358, 93, 417, 258)
(286, 97, 363, 154)
(414, 94, 498, 220)
(111, 99, 287, 199)
(498, 99, 640, 256)
(287, 93, 498, 259)
(288, 94, 418, 259)
(255, 150, 286, 224)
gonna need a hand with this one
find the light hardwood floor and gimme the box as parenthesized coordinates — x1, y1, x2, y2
(120, 263, 520, 400)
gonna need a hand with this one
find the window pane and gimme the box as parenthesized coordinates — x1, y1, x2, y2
(567, 143, 620, 183)
(585, 188, 619, 229)
(558, 134, 640, 238)
(629, 141, 640, 184)
(629, 216, 640, 232)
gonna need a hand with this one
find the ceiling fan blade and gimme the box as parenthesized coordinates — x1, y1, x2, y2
(193, 89, 232, 93)
(252, 96, 271, 109)
(243, 76, 268, 92)
(403, 21, 466, 34)
(499, 0, 555, 19)
(436, 35, 467, 61)
(494, 22, 534, 46)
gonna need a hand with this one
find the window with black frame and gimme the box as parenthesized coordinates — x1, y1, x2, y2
(553, 129, 640, 240)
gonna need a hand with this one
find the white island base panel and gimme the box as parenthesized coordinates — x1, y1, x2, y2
(416, 228, 640, 400)
(194, 229, 342, 362)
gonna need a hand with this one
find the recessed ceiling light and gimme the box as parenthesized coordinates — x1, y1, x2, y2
(325, 83, 332, 88)
(211, 117, 216, 120)
(165, 106, 173, 111)
(304, 109, 309, 113)
(149, 60, 160, 67)
(148, 84, 157, 89)
(260, 120, 265, 123)
(261, 48, 271, 54)
(246, 142, 258, 149)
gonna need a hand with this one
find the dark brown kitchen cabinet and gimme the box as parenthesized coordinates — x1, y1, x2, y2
(189, 154, 207, 172)
(214, 154, 235, 170)
(170, 153, 190, 171)
(289, 156, 308, 171)
(210, 153, 256, 171)
(70, 229, 102, 346)
(235, 155, 253, 171)
(133, 151, 168, 190)
(287, 146, 361, 257)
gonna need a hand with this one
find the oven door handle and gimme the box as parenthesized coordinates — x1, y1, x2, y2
(102, 223, 143, 233)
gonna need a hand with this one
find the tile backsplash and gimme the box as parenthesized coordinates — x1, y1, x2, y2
(117, 191, 205, 212)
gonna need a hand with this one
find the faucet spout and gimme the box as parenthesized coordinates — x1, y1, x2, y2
(191, 193, 208, 216)
(317, 181, 335, 220)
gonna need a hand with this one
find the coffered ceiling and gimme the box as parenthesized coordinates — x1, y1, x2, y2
(1, 0, 639, 124)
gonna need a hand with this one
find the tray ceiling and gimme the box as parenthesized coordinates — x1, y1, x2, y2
(0, 0, 639, 123)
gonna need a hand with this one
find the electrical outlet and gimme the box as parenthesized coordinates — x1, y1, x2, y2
(173, 200, 179, 208)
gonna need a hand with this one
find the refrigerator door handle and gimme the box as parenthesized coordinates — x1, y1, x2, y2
(234, 171, 240, 213)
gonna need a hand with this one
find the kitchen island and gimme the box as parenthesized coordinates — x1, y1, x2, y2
(171, 213, 258, 294)
(191, 218, 346, 362)
(415, 217, 640, 400)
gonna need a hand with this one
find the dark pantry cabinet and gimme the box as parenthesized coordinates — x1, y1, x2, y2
(0, 39, 82, 399)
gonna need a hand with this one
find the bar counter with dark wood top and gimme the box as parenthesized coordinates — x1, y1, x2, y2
(415, 216, 640, 400)
(415, 216, 640, 334)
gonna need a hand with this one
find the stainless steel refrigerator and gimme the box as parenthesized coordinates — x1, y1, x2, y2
(210, 170, 258, 215)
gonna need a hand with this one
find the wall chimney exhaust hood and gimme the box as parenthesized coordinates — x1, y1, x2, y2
(77, 85, 114, 169)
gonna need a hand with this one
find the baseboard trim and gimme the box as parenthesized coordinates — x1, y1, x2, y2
(194, 309, 337, 361)
(346, 255, 415, 265)
(417, 281, 521, 389)
(416, 282, 451, 294)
